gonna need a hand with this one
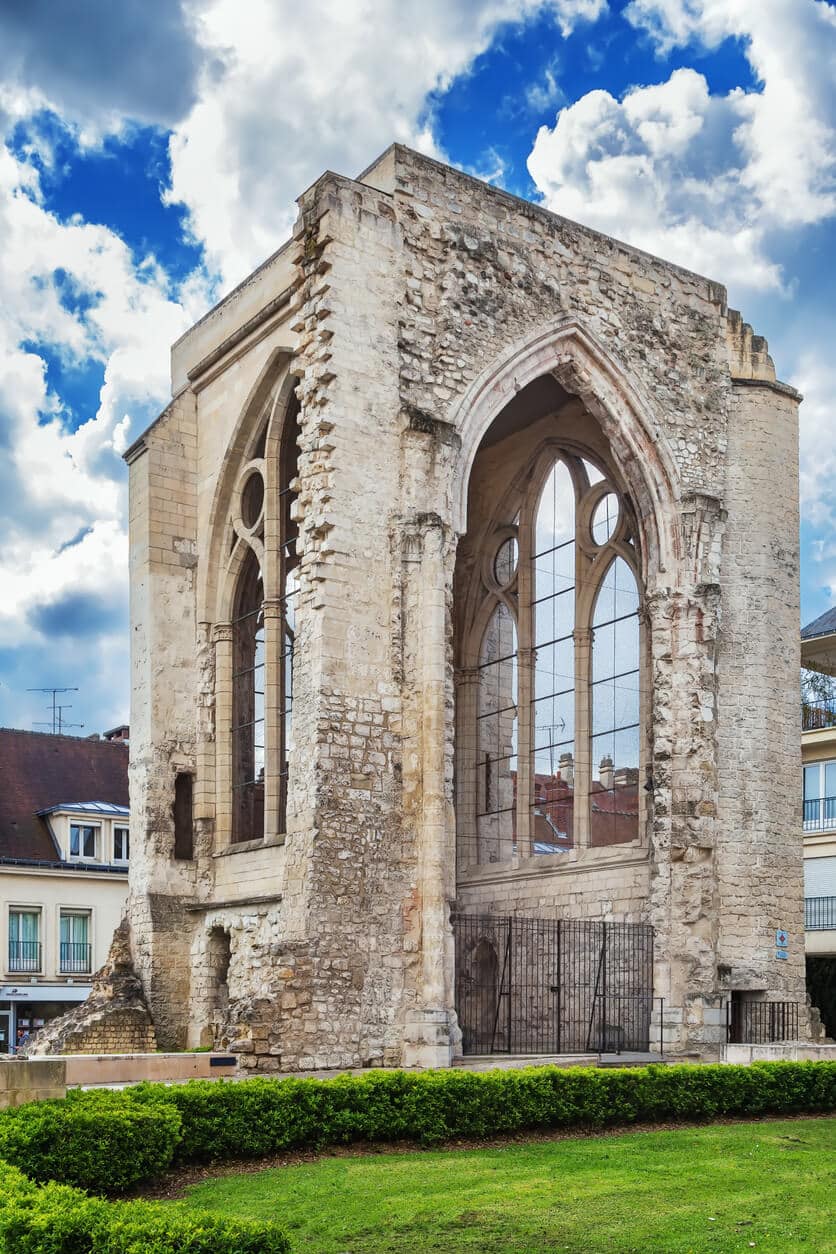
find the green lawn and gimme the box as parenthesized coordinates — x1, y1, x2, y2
(171, 1118, 836, 1253)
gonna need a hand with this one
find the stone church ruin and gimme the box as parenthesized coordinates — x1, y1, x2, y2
(117, 145, 810, 1069)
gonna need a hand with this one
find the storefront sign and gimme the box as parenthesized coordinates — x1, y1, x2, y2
(0, 985, 90, 1002)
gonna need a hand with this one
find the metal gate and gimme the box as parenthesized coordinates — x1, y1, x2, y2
(453, 913, 654, 1055)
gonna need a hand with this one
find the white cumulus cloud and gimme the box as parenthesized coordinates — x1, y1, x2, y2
(0, 0, 610, 729)
(529, 0, 836, 288)
(167, 0, 608, 287)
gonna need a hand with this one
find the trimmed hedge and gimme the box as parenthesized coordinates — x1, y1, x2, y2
(0, 1160, 290, 1253)
(111, 1059, 836, 1165)
(0, 1094, 181, 1193)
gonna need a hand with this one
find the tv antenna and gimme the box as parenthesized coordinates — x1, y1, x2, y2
(27, 687, 79, 734)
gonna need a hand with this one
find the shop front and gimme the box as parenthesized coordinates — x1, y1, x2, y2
(0, 984, 90, 1052)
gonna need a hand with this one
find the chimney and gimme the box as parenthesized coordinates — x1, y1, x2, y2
(558, 751, 574, 788)
(598, 755, 614, 790)
(614, 766, 639, 790)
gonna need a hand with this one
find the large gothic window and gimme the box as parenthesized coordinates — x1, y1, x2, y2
(226, 389, 300, 844)
(457, 407, 644, 870)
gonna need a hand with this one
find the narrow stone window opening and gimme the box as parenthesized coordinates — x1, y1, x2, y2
(173, 772, 194, 860)
(205, 927, 232, 1045)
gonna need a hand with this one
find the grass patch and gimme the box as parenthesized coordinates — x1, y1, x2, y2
(171, 1117, 836, 1253)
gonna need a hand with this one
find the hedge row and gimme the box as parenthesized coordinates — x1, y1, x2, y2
(0, 1096, 181, 1193)
(2, 1061, 834, 1194)
(0, 1161, 290, 1254)
(124, 1060, 836, 1163)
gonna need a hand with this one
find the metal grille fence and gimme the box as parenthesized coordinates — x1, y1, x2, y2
(805, 897, 836, 930)
(453, 914, 654, 1055)
(727, 1000, 799, 1045)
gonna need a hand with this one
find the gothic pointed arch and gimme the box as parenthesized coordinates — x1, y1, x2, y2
(449, 318, 681, 585)
(203, 353, 301, 844)
(454, 337, 650, 871)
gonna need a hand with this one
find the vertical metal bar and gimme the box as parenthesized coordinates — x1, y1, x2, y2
(556, 919, 562, 1054)
(507, 917, 513, 1053)
(586, 924, 607, 1051)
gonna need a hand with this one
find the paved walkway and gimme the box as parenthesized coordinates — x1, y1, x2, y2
(78, 1051, 672, 1088)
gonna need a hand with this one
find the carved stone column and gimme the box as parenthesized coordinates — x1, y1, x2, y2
(402, 515, 459, 1067)
(212, 623, 234, 847)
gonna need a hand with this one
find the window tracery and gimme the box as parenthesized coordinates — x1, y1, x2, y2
(458, 439, 644, 869)
(224, 389, 300, 844)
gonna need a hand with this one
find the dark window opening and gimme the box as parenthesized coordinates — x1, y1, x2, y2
(174, 772, 194, 860)
(206, 926, 232, 1047)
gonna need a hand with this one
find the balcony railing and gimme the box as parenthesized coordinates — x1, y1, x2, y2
(802, 796, 836, 832)
(805, 896, 836, 930)
(7, 941, 41, 973)
(59, 942, 92, 974)
(802, 698, 836, 731)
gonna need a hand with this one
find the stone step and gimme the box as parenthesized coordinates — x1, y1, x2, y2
(597, 1051, 666, 1067)
(453, 1053, 598, 1070)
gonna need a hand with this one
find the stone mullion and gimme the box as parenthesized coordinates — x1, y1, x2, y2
(262, 420, 282, 842)
(573, 626, 593, 850)
(454, 667, 479, 874)
(403, 517, 457, 1066)
(517, 507, 534, 858)
(262, 598, 283, 840)
(213, 623, 234, 846)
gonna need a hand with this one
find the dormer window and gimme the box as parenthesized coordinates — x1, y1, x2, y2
(69, 823, 98, 861)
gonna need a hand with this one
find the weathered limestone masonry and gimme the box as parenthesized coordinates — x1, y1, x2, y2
(120, 145, 810, 1070)
(24, 921, 156, 1057)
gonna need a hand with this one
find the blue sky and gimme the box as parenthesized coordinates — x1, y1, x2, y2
(0, 0, 834, 734)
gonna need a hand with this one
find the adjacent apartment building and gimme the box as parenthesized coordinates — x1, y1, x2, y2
(0, 727, 130, 1052)
(800, 609, 836, 1036)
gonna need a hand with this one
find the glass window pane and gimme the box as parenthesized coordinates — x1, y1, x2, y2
(594, 557, 640, 627)
(614, 558, 640, 619)
(534, 460, 575, 558)
(591, 556, 640, 848)
(613, 725, 640, 774)
(591, 492, 619, 544)
(825, 761, 836, 799)
(494, 537, 518, 585)
(592, 610, 639, 682)
(478, 604, 519, 865)
(533, 690, 575, 758)
(534, 638, 574, 701)
(803, 764, 821, 800)
(83, 827, 96, 858)
(534, 586, 574, 647)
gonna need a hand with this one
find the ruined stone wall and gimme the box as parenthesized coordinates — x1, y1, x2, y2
(715, 375, 808, 1024)
(126, 389, 202, 1049)
(456, 857, 650, 923)
(122, 144, 808, 1068)
(25, 921, 157, 1058)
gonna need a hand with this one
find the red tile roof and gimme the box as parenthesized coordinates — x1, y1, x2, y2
(0, 728, 129, 861)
